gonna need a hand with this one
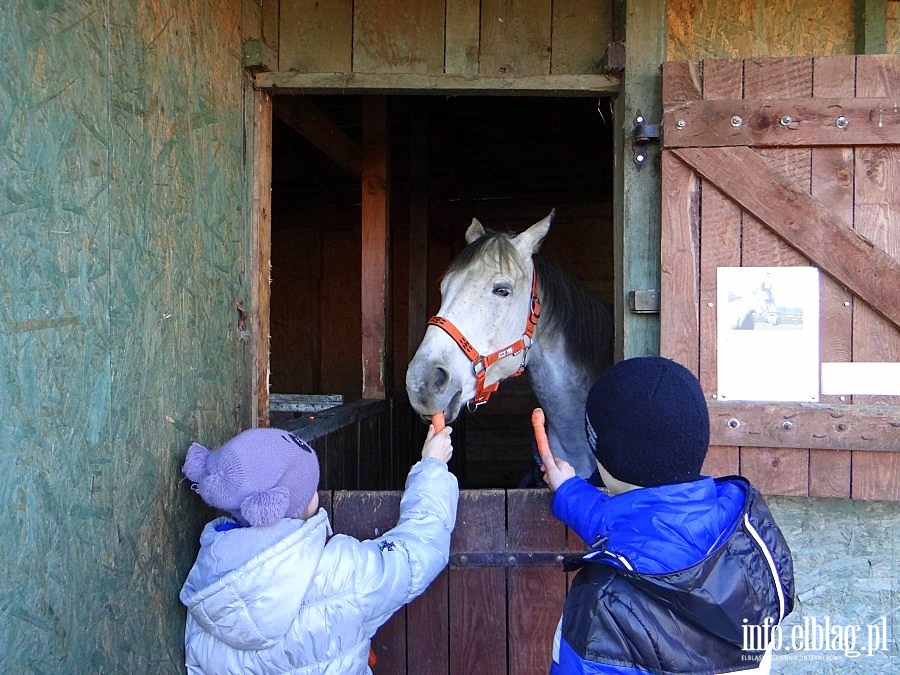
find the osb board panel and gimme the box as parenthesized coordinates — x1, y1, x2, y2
(767, 496, 899, 672)
(0, 1, 246, 671)
(667, 0, 855, 60)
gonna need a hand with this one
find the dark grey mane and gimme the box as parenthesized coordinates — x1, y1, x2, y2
(447, 230, 613, 378)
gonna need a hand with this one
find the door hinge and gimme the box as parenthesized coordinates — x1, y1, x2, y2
(632, 110, 660, 171)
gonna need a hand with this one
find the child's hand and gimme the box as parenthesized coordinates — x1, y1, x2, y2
(422, 424, 453, 464)
(532, 408, 577, 492)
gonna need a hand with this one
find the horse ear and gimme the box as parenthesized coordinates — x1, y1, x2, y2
(465, 218, 485, 244)
(515, 209, 555, 254)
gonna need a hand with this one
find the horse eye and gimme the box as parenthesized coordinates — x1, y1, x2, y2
(492, 284, 511, 298)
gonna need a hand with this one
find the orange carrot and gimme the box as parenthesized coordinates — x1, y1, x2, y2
(531, 408, 553, 466)
(431, 412, 446, 432)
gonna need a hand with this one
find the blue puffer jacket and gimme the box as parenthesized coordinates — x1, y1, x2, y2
(550, 475, 794, 674)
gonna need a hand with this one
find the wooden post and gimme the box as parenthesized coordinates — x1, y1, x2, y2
(361, 96, 390, 399)
(855, 0, 887, 54)
(614, 0, 666, 360)
(407, 100, 429, 364)
(249, 88, 272, 427)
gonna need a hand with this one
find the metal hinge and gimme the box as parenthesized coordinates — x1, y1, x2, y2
(632, 110, 660, 170)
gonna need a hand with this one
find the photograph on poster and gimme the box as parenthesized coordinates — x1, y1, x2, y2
(717, 267, 819, 402)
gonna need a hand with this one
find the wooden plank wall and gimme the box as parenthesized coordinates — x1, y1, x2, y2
(278, 0, 614, 77)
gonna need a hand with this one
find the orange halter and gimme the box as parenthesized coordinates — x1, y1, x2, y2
(426, 272, 541, 409)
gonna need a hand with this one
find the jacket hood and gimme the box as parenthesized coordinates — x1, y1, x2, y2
(179, 509, 330, 650)
(619, 477, 794, 646)
(589, 476, 746, 574)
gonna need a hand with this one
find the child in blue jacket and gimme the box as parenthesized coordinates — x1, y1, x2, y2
(538, 356, 794, 674)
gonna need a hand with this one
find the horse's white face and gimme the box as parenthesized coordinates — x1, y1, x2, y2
(405, 213, 552, 422)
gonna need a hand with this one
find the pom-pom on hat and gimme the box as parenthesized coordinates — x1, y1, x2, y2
(182, 428, 320, 527)
(584, 356, 709, 488)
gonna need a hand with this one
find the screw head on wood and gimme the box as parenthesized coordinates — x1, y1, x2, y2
(835, 116, 849, 129)
(730, 116, 743, 127)
(779, 115, 793, 127)
(676, 119, 686, 129)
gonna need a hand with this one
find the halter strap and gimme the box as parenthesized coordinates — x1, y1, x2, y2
(427, 272, 541, 408)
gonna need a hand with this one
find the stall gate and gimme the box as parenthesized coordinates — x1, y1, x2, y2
(320, 488, 584, 675)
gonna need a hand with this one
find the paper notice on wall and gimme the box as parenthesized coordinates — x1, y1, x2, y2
(716, 267, 820, 402)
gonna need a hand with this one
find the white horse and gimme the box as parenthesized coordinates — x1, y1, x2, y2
(405, 211, 614, 480)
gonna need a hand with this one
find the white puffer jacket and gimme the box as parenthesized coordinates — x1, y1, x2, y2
(179, 457, 458, 674)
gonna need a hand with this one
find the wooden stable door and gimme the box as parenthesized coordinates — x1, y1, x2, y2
(660, 55, 900, 500)
(327, 488, 583, 675)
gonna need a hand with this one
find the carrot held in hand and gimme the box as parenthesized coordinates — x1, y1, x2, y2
(532, 408, 553, 466)
(431, 412, 445, 432)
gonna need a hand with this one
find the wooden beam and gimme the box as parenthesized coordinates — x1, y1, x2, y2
(256, 72, 620, 96)
(672, 145, 900, 330)
(614, 0, 667, 360)
(663, 97, 900, 148)
(361, 96, 390, 399)
(273, 97, 362, 176)
(659, 60, 703, 374)
(250, 89, 273, 428)
(407, 100, 429, 364)
(855, 0, 887, 54)
(709, 400, 900, 451)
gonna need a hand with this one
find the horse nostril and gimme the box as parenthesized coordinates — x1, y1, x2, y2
(431, 365, 451, 394)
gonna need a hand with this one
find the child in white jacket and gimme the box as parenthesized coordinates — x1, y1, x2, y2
(179, 424, 458, 674)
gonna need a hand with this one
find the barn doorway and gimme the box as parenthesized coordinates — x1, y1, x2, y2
(266, 93, 615, 489)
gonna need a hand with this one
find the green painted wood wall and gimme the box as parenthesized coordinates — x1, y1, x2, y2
(0, 1, 249, 670)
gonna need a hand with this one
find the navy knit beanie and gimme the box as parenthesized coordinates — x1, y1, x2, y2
(584, 357, 709, 487)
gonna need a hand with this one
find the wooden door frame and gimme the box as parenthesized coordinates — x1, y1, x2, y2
(245, 73, 622, 427)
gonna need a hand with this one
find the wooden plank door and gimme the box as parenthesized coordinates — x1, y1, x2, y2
(332, 489, 583, 674)
(660, 55, 900, 500)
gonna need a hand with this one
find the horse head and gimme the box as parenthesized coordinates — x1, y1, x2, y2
(405, 212, 553, 424)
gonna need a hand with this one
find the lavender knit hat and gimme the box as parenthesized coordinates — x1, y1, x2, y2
(182, 428, 320, 527)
